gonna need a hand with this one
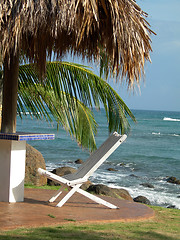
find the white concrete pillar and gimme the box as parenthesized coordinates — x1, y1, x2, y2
(0, 140, 26, 202)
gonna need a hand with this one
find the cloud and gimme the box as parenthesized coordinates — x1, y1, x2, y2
(171, 41, 180, 47)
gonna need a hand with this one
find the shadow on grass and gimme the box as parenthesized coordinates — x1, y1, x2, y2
(133, 231, 179, 240)
(0, 227, 179, 240)
(0, 227, 106, 240)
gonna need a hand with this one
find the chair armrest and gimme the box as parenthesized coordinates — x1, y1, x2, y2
(38, 168, 88, 186)
(38, 168, 68, 185)
(67, 177, 88, 186)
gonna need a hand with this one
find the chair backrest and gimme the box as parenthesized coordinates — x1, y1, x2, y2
(65, 133, 127, 181)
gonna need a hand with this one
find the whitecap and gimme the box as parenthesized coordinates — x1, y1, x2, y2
(152, 132, 180, 137)
(163, 117, 180, 122)
(152, 132, 160, 135)
(171, 134, 180, 137)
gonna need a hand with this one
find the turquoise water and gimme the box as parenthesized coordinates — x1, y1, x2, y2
(17, 109, 180, 209)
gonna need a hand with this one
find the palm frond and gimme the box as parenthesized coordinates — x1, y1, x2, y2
(18, 81, 97, 150)
(46, 62, 136, 133)
(17, 61, 136, 151)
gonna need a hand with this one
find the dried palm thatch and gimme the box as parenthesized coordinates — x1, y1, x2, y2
(0, 0, 154, 87)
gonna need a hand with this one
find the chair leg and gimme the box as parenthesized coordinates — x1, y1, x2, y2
(56, 184, 82, 207)
(77, 188, 119, 209)
(48, 188, 62, 203)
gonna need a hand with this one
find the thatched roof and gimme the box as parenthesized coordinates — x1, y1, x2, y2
(0, 0, 154, 87)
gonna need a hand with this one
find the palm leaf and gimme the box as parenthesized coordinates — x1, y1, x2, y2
(17, 62, 136, 151)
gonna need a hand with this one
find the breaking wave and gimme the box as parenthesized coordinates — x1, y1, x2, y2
(152, 132, 161, 135)
(151, 132, 180, 137)
(163, 117, 180, 122)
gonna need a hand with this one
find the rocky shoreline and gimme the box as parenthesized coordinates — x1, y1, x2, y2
(25, 146, 180, 209)
(45, 165, 180, 208)
(47, 166, 133, 201)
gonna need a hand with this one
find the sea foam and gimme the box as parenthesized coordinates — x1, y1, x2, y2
(115, 185, 180, 209)
(152, 132, 161, 135)
(163, 117, 180, 122)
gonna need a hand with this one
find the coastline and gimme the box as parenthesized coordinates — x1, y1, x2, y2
(17, 109, 180, 210)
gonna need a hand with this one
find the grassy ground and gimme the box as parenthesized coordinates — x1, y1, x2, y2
(0, 206, 179, 240)
(24, 184, 61, 190)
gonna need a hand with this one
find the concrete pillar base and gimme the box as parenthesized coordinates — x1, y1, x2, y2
(0, 132, 54, 202)
(0, 140, 26, 202)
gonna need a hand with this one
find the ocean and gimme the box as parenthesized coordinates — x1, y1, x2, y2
(17, 109, 180, 209)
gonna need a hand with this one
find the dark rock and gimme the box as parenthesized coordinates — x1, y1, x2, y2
(87, 184, 111, 195)
(52, 167, 77, 176)
(48, 167, 77, 186)
(80, 180, 92, 191)
(113, 188, 133, 201)
(177, 196, 180, 198)
(107, 168, 118, 172)
(120, 162, 125, 166)
(140, 183, 155, 188)
(75, 159, 84, 164)
(167, 176, 180, 185)
(167, 205, 176, 209)
(25, 144, 47, 186)
(129, 174, 140, 178)
(87, 184, 133, 201)
(133, 196, 151, 205)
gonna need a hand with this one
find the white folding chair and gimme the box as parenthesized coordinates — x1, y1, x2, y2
(38, 132, 127, 208)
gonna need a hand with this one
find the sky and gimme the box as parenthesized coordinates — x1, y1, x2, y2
(117, 0, 180, 112)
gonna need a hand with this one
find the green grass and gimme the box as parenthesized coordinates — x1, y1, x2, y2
(47, 214, 56, 219)
(0, 206, 179, 240)
(24, 184, 69, 191)
(24, 184, 60, 190)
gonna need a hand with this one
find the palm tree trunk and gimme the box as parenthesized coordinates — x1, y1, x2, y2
(0, 70, 3, 131)
(0, 105, 2, 131)
(1, 53, 19, 133)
